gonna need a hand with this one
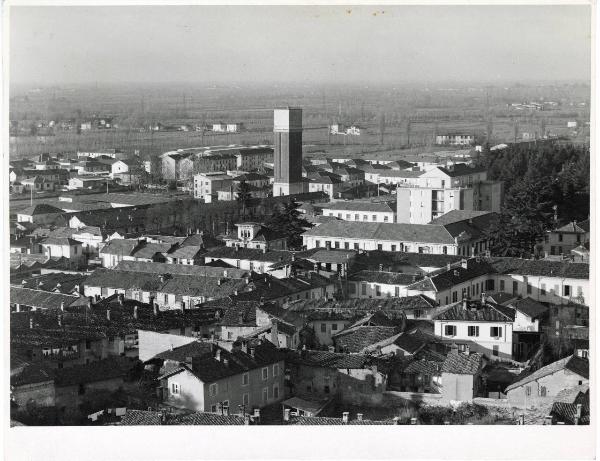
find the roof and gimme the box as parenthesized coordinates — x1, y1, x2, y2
(204, 246, 297, 263)
(282, 396, 331, 415)
(14, 272, 86, 294)
(287, 350, 370, 369)
(505, 355, 589, 392)
(41, 237, 80, 247)
(18, 203, 64, 216)
(407, 258, 495, 292)
(153, 341, 215, 362)
(508, 297, 548, 320)
(349, 270, 422, 285)
(303, 221, 457, 245)
(362, 329, 431, 354)
(113, 260, 249, 278)
(286, 415, 395, 425)
(159, 341, 283, 383)
(119, 410, 162, 425)
(435, 301, 516, 322)
(130, 242, 174, 259)
(10, 287, 81, 309)
(554, 219, 590, 234)
(436, 164, 486, 178)
(429, 210, 494, 226)
(441, 351, 484, 375)
(333, 326, 399, 353)
(353, 250, 462, 272)
(166, 245, 203, 260)
(320, 201, 395, 213)
(489, 258, 589, 280)
(172, 412, 246, 425)
(53, 357, 135, 387)
(99, 238, 140, 256)
(306, 249, 357, 264)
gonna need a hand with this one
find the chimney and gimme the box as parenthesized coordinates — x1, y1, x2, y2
(153, 302, 159, 317)
(245, 277, 249, 285)
(461, 259, 468, 269)
(235, 245, 239, 252)
(215, 349, 221, 361)
(29, 317, 34, 329)
(106, 309, 111, 322)
(575, 403, 582, 425)
(244, 415, 251, 425)
(481, 292, 486, 304)
(133, 305, 138, 320)
(356, 413, 363, 421)
(60, 301, 65, 312)
(253, 409, 260, 423)
(118, 293, 124, 305)
(241, 341, 248, 354)
(342, 412, 349, 424)
(250, 347, 255, 358)
(223, 358, 229, 367)
(262, 247, 267, 254)
(328, 345, 335, 353)
(271, 320, 279, 346)
(462, 298, 468, 310)
(283, 408, 291, 422)
(217, 279, 222, 286)
(410, 417, 417, 425)
(87, 297, 93, 309)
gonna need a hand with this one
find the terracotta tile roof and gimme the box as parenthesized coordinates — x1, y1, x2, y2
(333, 326, 400, 353)
(303, 221, 457, 245)
(349, 270, 422, 285)
(550, 387, 590, 424)
(555, 219, 590, 234)
(286, 350, 370, 369)
(353, 250, 462, 272)
(286, 415, 395, 425)
(429, 210, 494, 225)
(153, 341, 214, 362)
(18, 204, 64, 216)
(119, 410, 162, 425)
(172, 412, 246, 425)
(306, 249, 357, 264)
(113, 260, 249, 278)
(441, 351, 484, 375)
(41, 237, 81, 247)
(10, 287, 82, 310)
(435, 301, 515, 322)
(99, 239, 140, 256)
(508, 297, 548, 320)
(166, 245, 203, 260)
(489, 258, 589, 280)
(130, 242, 174, 259)
(320, 201, 395, 213)
(14, 272, 86, 294)
(505, 355, 589, 392)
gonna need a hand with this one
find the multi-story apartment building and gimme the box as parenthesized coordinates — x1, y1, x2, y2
(193, 173, 233, 202)
(396, 165, 503, 224)
(319, 200, 396, 223)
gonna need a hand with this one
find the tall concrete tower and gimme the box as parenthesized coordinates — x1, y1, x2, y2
(273, 107, 305, 197)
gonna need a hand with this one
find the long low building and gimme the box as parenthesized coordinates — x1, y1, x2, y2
(302, 220, 489, 256)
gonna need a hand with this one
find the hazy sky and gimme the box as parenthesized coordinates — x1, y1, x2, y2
(9, 5, 591, 85)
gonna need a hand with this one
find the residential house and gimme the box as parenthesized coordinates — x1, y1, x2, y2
(40, 237, 84, 262)
(160, 151, 195, 181)
(156, 340, 285, 413)
(319, 201, 396, 223)
(433, 299, 520, 361)
(543, 220, 590, 258)
(193, 173, 233, 202)
(505, 355, 589, 409)
(347, 271, 421, 300)
(16, 204, 64, 225)
(223, 222, 287, 251)
(440, 350, 485, 403)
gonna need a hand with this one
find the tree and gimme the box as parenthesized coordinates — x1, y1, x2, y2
(236, 180, 252, 219)
(263, 199, 312, 250)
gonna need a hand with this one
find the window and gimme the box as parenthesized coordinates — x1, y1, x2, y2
(413, 309, 421, 319)
(452, 291, 458, 303)
(541, 283, 546, 295)
(170, 382, 180, 395)
(363, 215, 368, 221)
(243, 393, 250, 406)
(78, 384, 86, 395)
(443, 246, 448, 255)
(490, 327, 503, 338)
(353, 243, 359, 250)
(262, 367, 268, 380)
(207, 383, 219, 397)
(375, 285, 381, 297)
(377, 244, 383, 251)
(525, 386, 532, 397)
(242, 372, 249, 386)
(361, 283, 367, 295)
(564, 285, 571, 297)
(354, 214, 359, 221)
(273, 364, 279, 377)
(512, 281, 518, 295)
(558, 233, 563, 242)
(315, 240, 321, 248)
(468, 326, 479, 337)
(444, 325, 457, 336)
(540, 386, 547, 397)
(391, 245, 396, 252)
(384, 216, 389, 222)
(262, 387, 269, 403)
(527, 283, 532, 295)
(331, 323, 338, 331)
(372, 215, 377, 222)
(492, 345, 499, 357)
(85, 340, 91, 350)
(577, 286, 583, 297)
(395, 287, 400, 297)
(273, 383, 280, 399)
(321, 323, 327, 333)
(500, 280, 505, 292)
(344, 242, 350, 250)
(211, 404, 217, 413)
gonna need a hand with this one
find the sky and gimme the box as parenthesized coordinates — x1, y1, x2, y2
(9, 5, 592, 86)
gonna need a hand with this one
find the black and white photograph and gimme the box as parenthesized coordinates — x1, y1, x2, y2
(2, 1, 596, 460)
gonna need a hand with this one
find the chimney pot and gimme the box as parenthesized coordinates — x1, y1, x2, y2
(250, 347, 255, 358)
(283, 408, 291, 422)
(60, 301, 65, 312)
(106, 309, 111, 321)
(342, 412, 349, 424)
(462, 299, 468, 310)
(133, 305, 138, 320)
(356, 413, 363, 421)
(215, 349, 221, 361)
